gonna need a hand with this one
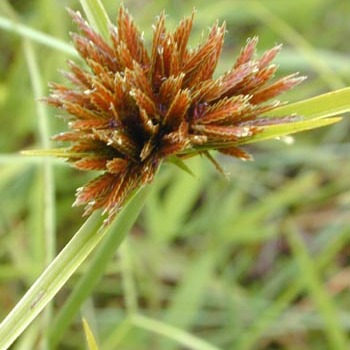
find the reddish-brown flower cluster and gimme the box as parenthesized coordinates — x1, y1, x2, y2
(47, 6, 304, 221)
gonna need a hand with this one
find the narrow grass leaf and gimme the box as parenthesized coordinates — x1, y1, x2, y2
(0, 155, 64, 165)
(285, 223, 349, 349)
(146, 158, 203, 241)
(240, 117, 341, 145)
(0, 15, 78, 56)
(82, 318, 100, 350)
(0, 211, 103, 350)
(0, 186, 149, 349)
(222, 172, 319, 242)
(23, 39, 56, 339)
(79, 0, 111, 42)
(167, 156, 196, 177)
(132, 314, 221, 350)
(21, 148, 92, 159)
(161, 251, 216, 350)
(260, 224, 349, 299)
(180, 117, 342, 156)
(266, 88, 350, 120)
(101, 319, 133, 350)
(49, 186, 151, 347)
(234, 226, 350, 350)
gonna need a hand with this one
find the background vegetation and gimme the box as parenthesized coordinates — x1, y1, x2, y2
(1, 0, 350, 349)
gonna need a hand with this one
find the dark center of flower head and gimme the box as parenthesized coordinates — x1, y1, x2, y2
(46, 5, 304, 222)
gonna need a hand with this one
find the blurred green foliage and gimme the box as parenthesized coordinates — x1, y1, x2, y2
(0, 0, 350, 349)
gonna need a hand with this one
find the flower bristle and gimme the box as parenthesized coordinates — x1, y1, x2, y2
(47, 6, 305, 222)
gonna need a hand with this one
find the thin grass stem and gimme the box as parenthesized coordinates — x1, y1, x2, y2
(0, 15, 78, 57)
(132, 314, 222, 350)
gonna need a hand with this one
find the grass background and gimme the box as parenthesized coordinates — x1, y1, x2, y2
(1, 0, 350, 349)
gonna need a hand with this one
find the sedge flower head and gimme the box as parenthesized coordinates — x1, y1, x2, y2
(47, 6, 305, 221)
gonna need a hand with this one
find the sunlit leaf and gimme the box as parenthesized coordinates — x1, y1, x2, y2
(266, 87, 350, 120)
(82, 318, 100, 350)
(240, 117, 342, 145)
(79, 0, 111, 41)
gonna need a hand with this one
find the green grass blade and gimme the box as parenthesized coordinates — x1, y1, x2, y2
(0, 15, 78, 56)
(79, 0, 111, 41)
(223, 172, 318, 243)
(160, 252, 216, 350)
(49, 186, 151, 347)
(12, 322, 40, 350)
(132, 314, 222, 350)
(285, 225, 349, 349)
(23, 35, 56, 268)
(241, 117, 341, 145)
(167, 156, 196, 177)
(0, 186, 149, 349)
(82, 318, 100, 350)
(21, 148, 92, 159)
(0, 154, 64, 165)
(267, 88, 350, 120)
(180, 116, 342, 156)
(23, 37, 56, 347)
(145, 158, 203, 242)
(235, 226, 350, 350)
(101, 319, 133, 350)
(0, 211, 103, 350)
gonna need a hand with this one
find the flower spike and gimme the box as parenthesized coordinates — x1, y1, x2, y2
(46, 6, 310, 222)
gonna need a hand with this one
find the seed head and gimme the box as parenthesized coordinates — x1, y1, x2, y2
(46, 6, 305, 222)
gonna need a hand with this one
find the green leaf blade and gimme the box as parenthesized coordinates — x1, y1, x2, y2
(240, 117, 342, 145)
(266, 87, 350, 120)
(79, 0, 111, 41)
(83, 318, 100, 350)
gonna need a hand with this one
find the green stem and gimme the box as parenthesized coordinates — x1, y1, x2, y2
(132, 314, 222, 350)
(0, 186, 149, 350)
(0, 211, 103, 349)
(79, 0, 111, 42)
(49, 186, 150, 347)
(23, 29, 56, 350)
(0, 15, 78, 56)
